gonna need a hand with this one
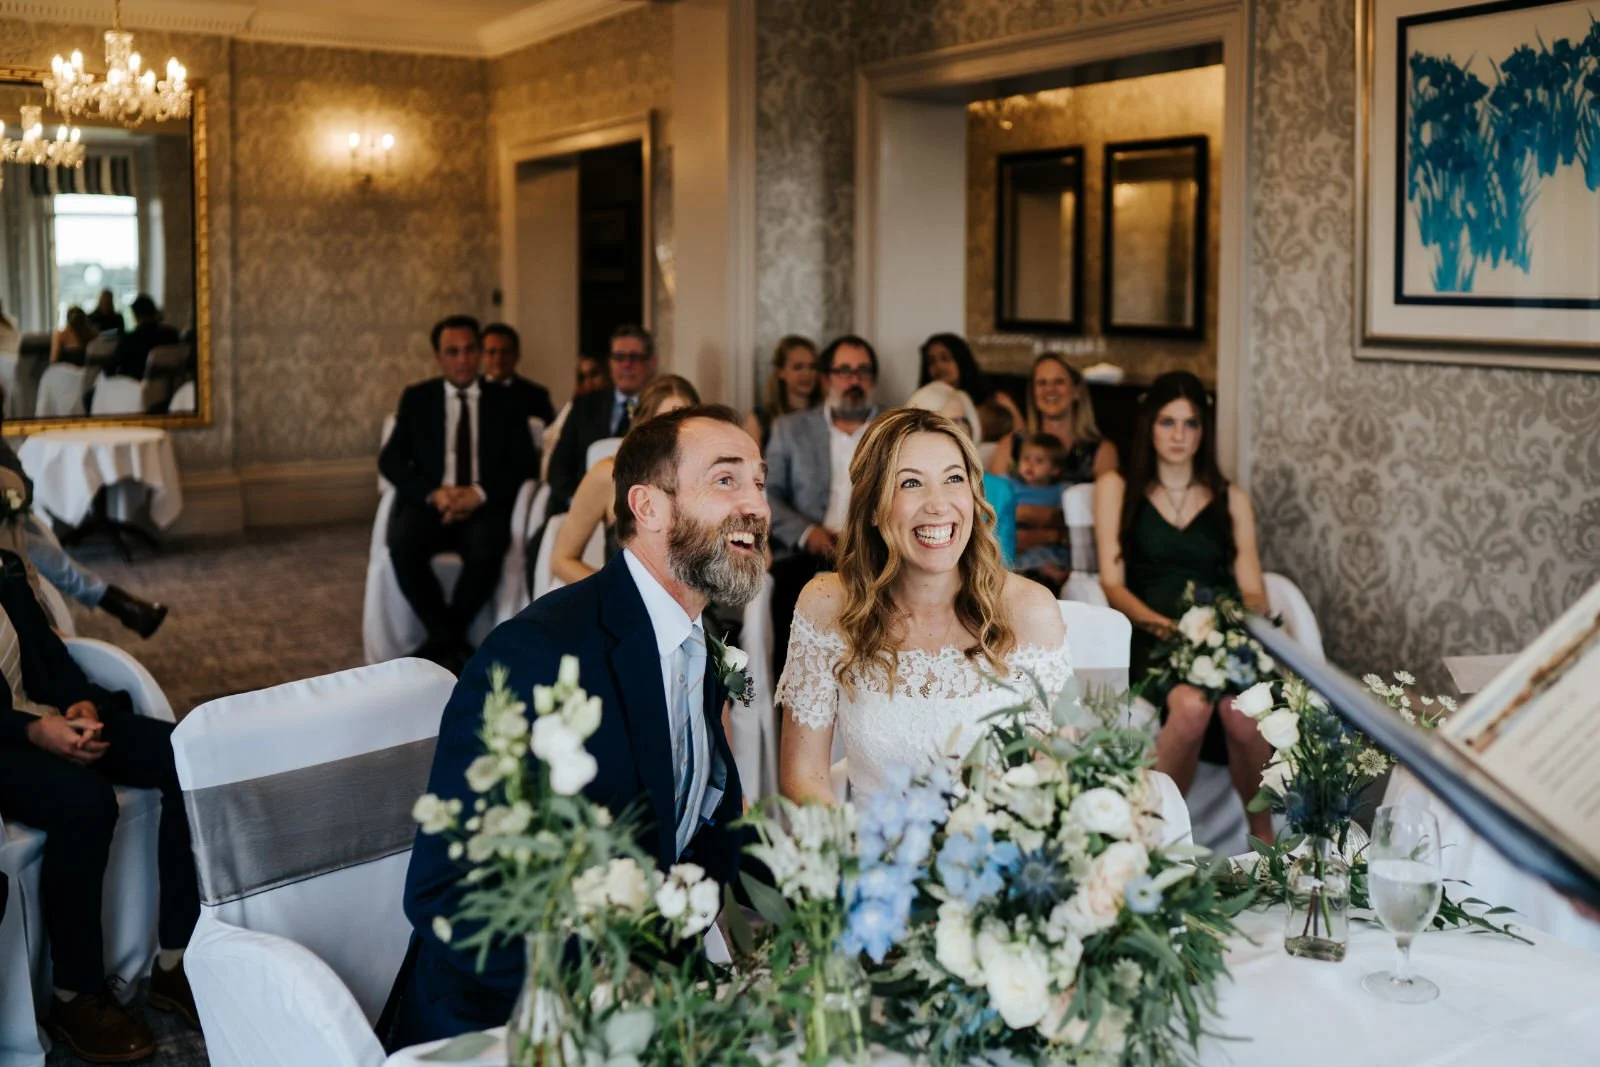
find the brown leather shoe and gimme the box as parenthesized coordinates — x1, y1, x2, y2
(147, 958, 199, 1028)
(45, 989, 156, 1063)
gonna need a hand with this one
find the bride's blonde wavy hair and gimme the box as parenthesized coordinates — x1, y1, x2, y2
(833, 407, 1014, 697)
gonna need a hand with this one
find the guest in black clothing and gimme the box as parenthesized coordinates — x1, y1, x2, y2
(0, 550, 200, 1063)
(544, 324, 657, 516)
(918, 332, 990, 405)
(87, 289, 125, 336)
(108, 293, 179, 381)
(379, 315, 537, 668)
(480, 323, 556, 426)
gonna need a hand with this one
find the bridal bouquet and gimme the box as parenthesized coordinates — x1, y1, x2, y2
(412, 660, 755, 1067)
(1145, 582, 1278, 702)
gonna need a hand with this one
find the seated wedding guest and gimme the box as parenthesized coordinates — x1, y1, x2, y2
(87, 289, 125, 336)
(918, 332, 991, 404)
(552, 375, 700, 586)
(546, 325, 658, 516)
(379, 315, 537, 669)
(976, 396, 1016, 447)
(0, 549, 199, 1062)
(1094, 370, 1273, 840)
(0, 299, 19, 356)
(745, 334, 821, 451)
(540, 354, 611, 482)
(1011, 433, 1072, 590)
(480, 323, 555, 425)
(108, 294, 179, 381)
(0, 401, 168, 637)
(50, 305, 97, 366)
(905, 381, 1015, 567)
(766, 334, 879, 679)
(986, 352, 1116, 482)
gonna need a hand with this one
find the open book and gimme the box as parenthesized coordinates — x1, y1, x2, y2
(1246, 579, 1600, 911)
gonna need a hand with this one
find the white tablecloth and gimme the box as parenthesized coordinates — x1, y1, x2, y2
(17, 426, 183, 529)
(386, 907, 1600, 1067)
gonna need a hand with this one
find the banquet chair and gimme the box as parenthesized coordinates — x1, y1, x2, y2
(174, 658, 455, 1067)
(140, 344, 189, 412)
(586, 436, 623, 471)
(11, 338, 47, 422)
(89, 375, 143, 416)
(168, 379, 197, 414)
(530, 513, 605, 601)
(731, 575, 777, 803)
(83, 335, 117, 395)
(32, 365, 86, 418)
(1061, 483, 1098, 577)
(0, 638, 172, 1067)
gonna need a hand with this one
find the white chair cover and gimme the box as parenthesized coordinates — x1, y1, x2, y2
(168, 380, 197, 414)
(88, 375, 143, 416)
(731, 575, 776, 803)
(585, 436, 622, 471)
(1061, 483, 1097, 575)
(173, 659, 455, 1035)
(531, 514, 605, 602)
(183, 919, 384, 1067)
(1062, 572, 1107, 605)
(32, 365, 86, 418)
(376, 414, 397, 495)
(0, 639, 172, 1067)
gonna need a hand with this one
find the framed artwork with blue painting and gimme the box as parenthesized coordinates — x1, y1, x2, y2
(1357, 0, 1600, 369)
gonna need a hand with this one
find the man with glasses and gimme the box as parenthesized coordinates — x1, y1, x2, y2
(764, 335, 880, 679)
(545, 325, 658, 516)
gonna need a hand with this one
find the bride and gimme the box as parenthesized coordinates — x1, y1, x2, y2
(777, 407, 1074, 802)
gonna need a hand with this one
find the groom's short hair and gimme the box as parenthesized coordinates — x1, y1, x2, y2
(614, 404, 744, 543)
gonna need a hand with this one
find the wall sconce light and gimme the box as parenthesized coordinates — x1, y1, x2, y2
(348, 130, 395, 186)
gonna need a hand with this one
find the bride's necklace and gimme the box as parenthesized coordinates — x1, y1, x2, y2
(896, 605, 964, 652)
(1159, 478, 1194, 525)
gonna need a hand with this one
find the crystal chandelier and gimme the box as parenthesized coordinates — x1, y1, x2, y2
(44, 0, 191, 128)
(0, 105, 86, 167)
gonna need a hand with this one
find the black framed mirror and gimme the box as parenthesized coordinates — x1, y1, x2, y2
(1101, 135, 1207, 339)
(995, 145, 1085, 334)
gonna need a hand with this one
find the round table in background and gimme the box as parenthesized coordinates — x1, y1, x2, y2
(17, 426, 183, 557)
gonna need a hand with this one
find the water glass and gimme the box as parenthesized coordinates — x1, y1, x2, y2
(1362, 804, 1444, 1004)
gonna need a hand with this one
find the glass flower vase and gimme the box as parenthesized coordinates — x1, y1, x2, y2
(1283, 836, 1351, 962)
(507, 932, 569, 1067)
(801, 949, 869, 1067)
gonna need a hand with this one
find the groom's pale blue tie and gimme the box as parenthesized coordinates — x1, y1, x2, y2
(672, 622, 706, 858)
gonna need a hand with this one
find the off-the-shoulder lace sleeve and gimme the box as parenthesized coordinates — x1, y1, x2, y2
(775, 611, 845, 731)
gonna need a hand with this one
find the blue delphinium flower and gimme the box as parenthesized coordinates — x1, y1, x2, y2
(937, 827, 1020, 908)
(1193, 586, 1216, 606)
(842, 763, 951, 963)
(1125, 875, 1162, 915)
(1224, 650, 1257, 689)
(842, 897, 902, 963)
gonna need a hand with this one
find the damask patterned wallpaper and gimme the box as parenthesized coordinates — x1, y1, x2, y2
(754, 0, 1600, 682)
(965, 68, 1223, 383)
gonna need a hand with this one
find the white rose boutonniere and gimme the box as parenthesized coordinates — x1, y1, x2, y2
(705, 629, 754, 706)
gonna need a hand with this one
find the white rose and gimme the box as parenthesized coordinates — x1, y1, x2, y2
(982, 941, 1052, 1030)
(935, 902, 981, 984)
(548, 749, 598, 795)
(1036, 989, 1077, 1042)
(1257, 709, 1301, 752)
(412, 794, 455, 834)
(669, 862, 706, 885)
(1177, 606, 1217, 645)
(1234, 681, 1277, 720)
(686, 879, 720, 930)
(1077, 841, 1149, 922)
(604, 858, 651, 912)
(655, 880, 688, 919)
(722, 645, 749, 672)
(563, 693, 602, 739)
(1187, 654, 1226, 690)
(1206, 629, 1225, 648)
(531, 715, 583, 762)
(464, 755, 504, 794)
(1069, 788, 1134, 839)
(573, 866, 608, 914)
(1060, 890, 1117, 938)
(1260, 759, 1294, 794)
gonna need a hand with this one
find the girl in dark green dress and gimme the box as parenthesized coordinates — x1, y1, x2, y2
(1094, 371, 1275, 842)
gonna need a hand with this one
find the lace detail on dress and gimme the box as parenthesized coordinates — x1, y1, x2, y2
(774, 611, 846, 730)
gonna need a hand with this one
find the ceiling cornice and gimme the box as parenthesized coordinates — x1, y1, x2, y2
(0, 0, 646, 58)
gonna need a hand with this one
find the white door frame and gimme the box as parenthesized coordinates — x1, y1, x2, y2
(498, 112, 655, 340)
(854, 1, 1253, 481)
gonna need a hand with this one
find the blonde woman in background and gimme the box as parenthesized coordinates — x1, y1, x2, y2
(986, 352, 1116, 483)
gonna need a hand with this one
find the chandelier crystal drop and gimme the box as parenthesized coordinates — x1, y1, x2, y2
(0, 105, 86, 167)
(44, 0, 191, 128)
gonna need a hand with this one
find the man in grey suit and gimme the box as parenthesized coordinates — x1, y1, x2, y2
(764, 335, 879, 679)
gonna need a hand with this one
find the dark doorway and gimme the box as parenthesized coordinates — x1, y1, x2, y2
(577, 142, 644, 358)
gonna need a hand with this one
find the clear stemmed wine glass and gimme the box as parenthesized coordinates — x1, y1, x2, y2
(1362, 804, 1444, 1003)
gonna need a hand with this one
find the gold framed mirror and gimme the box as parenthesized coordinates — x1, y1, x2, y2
(0, 67, 209, 434)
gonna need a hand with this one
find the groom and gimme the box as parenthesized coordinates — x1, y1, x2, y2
(391, 404, 771, 1045)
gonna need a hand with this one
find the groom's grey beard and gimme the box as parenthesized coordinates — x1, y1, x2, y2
(668, 511, 769, 607)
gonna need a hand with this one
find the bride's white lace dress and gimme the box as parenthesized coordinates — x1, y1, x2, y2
(775, 609, 1076, 796)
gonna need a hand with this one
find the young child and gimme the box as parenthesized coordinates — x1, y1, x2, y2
(1009, 432, 1071, 590)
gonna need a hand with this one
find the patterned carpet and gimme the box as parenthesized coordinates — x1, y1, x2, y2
(43, 521, 372, 1065)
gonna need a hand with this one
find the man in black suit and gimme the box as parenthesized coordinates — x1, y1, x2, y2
(480, 323, 555, 427)
(0, 550, 200, 1063)
(379, 316, 537, 668)
(107, 293, 179, 382)
(392, 405, 770, 1044)
(544, 324, 658, 515)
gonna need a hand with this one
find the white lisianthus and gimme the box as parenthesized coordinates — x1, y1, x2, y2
(557, 655, 581, 689)
(604, 858, 651, 913)
(934, 902, 981, 984)
(532, 686, 555, 715)
(530, 715, 582, 761)
(982, 941, 1052, 1030)
(685, 878, 720, 936)
(1177, 606, 1217, 645)
(1187, 654, 1227, 690)
(1205, 630, 1225, 648)
(1233, 681, 1277, 720)
(945, 797, 987, 838)
(1049, 932, 1083, 975)
(572, 866, 609, 914)
(464, 755, 505, 794)
(481, 800, 533, 838)
(432, 916, 453, 943)
(1260, 759, 1293, 794)
(412, 794, 458, 834)
(548, 749, 598, 795)
(1257, 709, 1301, 752)
(563, 693, 603, 738)
(1069, 788, 1134, 839)
(655, 880, 688, 919)
(1059, 889, 1117, 938)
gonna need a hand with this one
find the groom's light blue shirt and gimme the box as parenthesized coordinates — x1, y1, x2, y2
(622, 549, 711, 859)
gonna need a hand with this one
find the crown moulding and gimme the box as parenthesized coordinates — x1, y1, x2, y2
(0, 0, 646, 58)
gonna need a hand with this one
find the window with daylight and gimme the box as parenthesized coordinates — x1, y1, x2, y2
(53, 193, 139, 326)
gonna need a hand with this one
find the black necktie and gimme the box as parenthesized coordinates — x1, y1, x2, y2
(455, 389, 472, 488)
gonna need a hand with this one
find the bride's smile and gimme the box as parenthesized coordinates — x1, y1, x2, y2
(887, 432, 974, 572)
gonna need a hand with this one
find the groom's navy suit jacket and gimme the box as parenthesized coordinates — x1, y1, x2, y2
(397, 553, 747, 1043)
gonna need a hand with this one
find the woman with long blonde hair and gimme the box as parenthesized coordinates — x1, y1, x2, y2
(986, 352, 1116, 482)
(776, 407, 1073, 804)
